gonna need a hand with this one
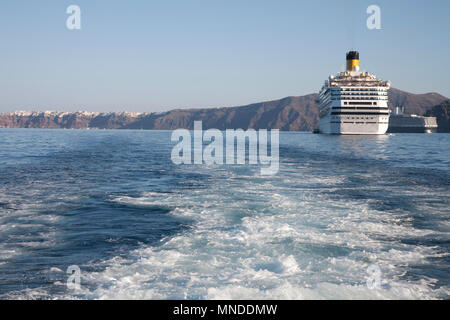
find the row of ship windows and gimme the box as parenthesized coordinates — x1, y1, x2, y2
(331, 116, 389, 120)
(320, 102, 388, 108)
(331, 89, 388, 92)
(344, 101, 376, 105)
(331, 97, 388, 100)
(320, 107, 389, 111)
(331, 93, 388, 96)
(330, 121, 389, 124)
(324, 96, 387, 100)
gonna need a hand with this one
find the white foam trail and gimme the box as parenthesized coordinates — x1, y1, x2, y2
(72, 164, 449, 300)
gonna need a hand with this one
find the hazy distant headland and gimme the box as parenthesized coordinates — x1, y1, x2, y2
(1, 88, 448, 132)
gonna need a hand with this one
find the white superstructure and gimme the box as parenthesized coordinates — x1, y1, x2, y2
(317, 51, 391, 134)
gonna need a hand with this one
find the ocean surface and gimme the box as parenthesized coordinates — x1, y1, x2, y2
(0, 129, 449, 299)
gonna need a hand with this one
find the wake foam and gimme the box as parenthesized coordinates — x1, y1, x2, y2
(71, 165, 449, 300)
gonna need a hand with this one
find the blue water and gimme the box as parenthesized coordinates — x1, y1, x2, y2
(0, 129, 448, 299)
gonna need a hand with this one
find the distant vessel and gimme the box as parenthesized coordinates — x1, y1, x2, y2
(317, 51, 391, 134)
(387, 107, 438, 133)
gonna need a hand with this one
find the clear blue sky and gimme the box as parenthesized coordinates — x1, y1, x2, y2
(0, 0, 449, 112)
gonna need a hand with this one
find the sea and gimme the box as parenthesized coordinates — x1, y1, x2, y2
(0, 129, 448, 299)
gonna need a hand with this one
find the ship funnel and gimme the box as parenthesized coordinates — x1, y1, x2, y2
(346, 51, 359, 71)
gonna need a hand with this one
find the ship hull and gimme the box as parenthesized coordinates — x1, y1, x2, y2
(387, 115, 438, 133)
(387, 127, 437, 133)
(319, 114, 389, 135)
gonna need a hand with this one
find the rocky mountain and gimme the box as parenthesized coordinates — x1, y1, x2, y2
(424, 100, 450, 133)
(387, 88, 447, 116)
(0, 88, 447, 131)
(124, 94, 319, 131)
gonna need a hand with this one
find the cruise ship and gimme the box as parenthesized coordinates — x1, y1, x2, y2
(316, 51, 391, 134)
